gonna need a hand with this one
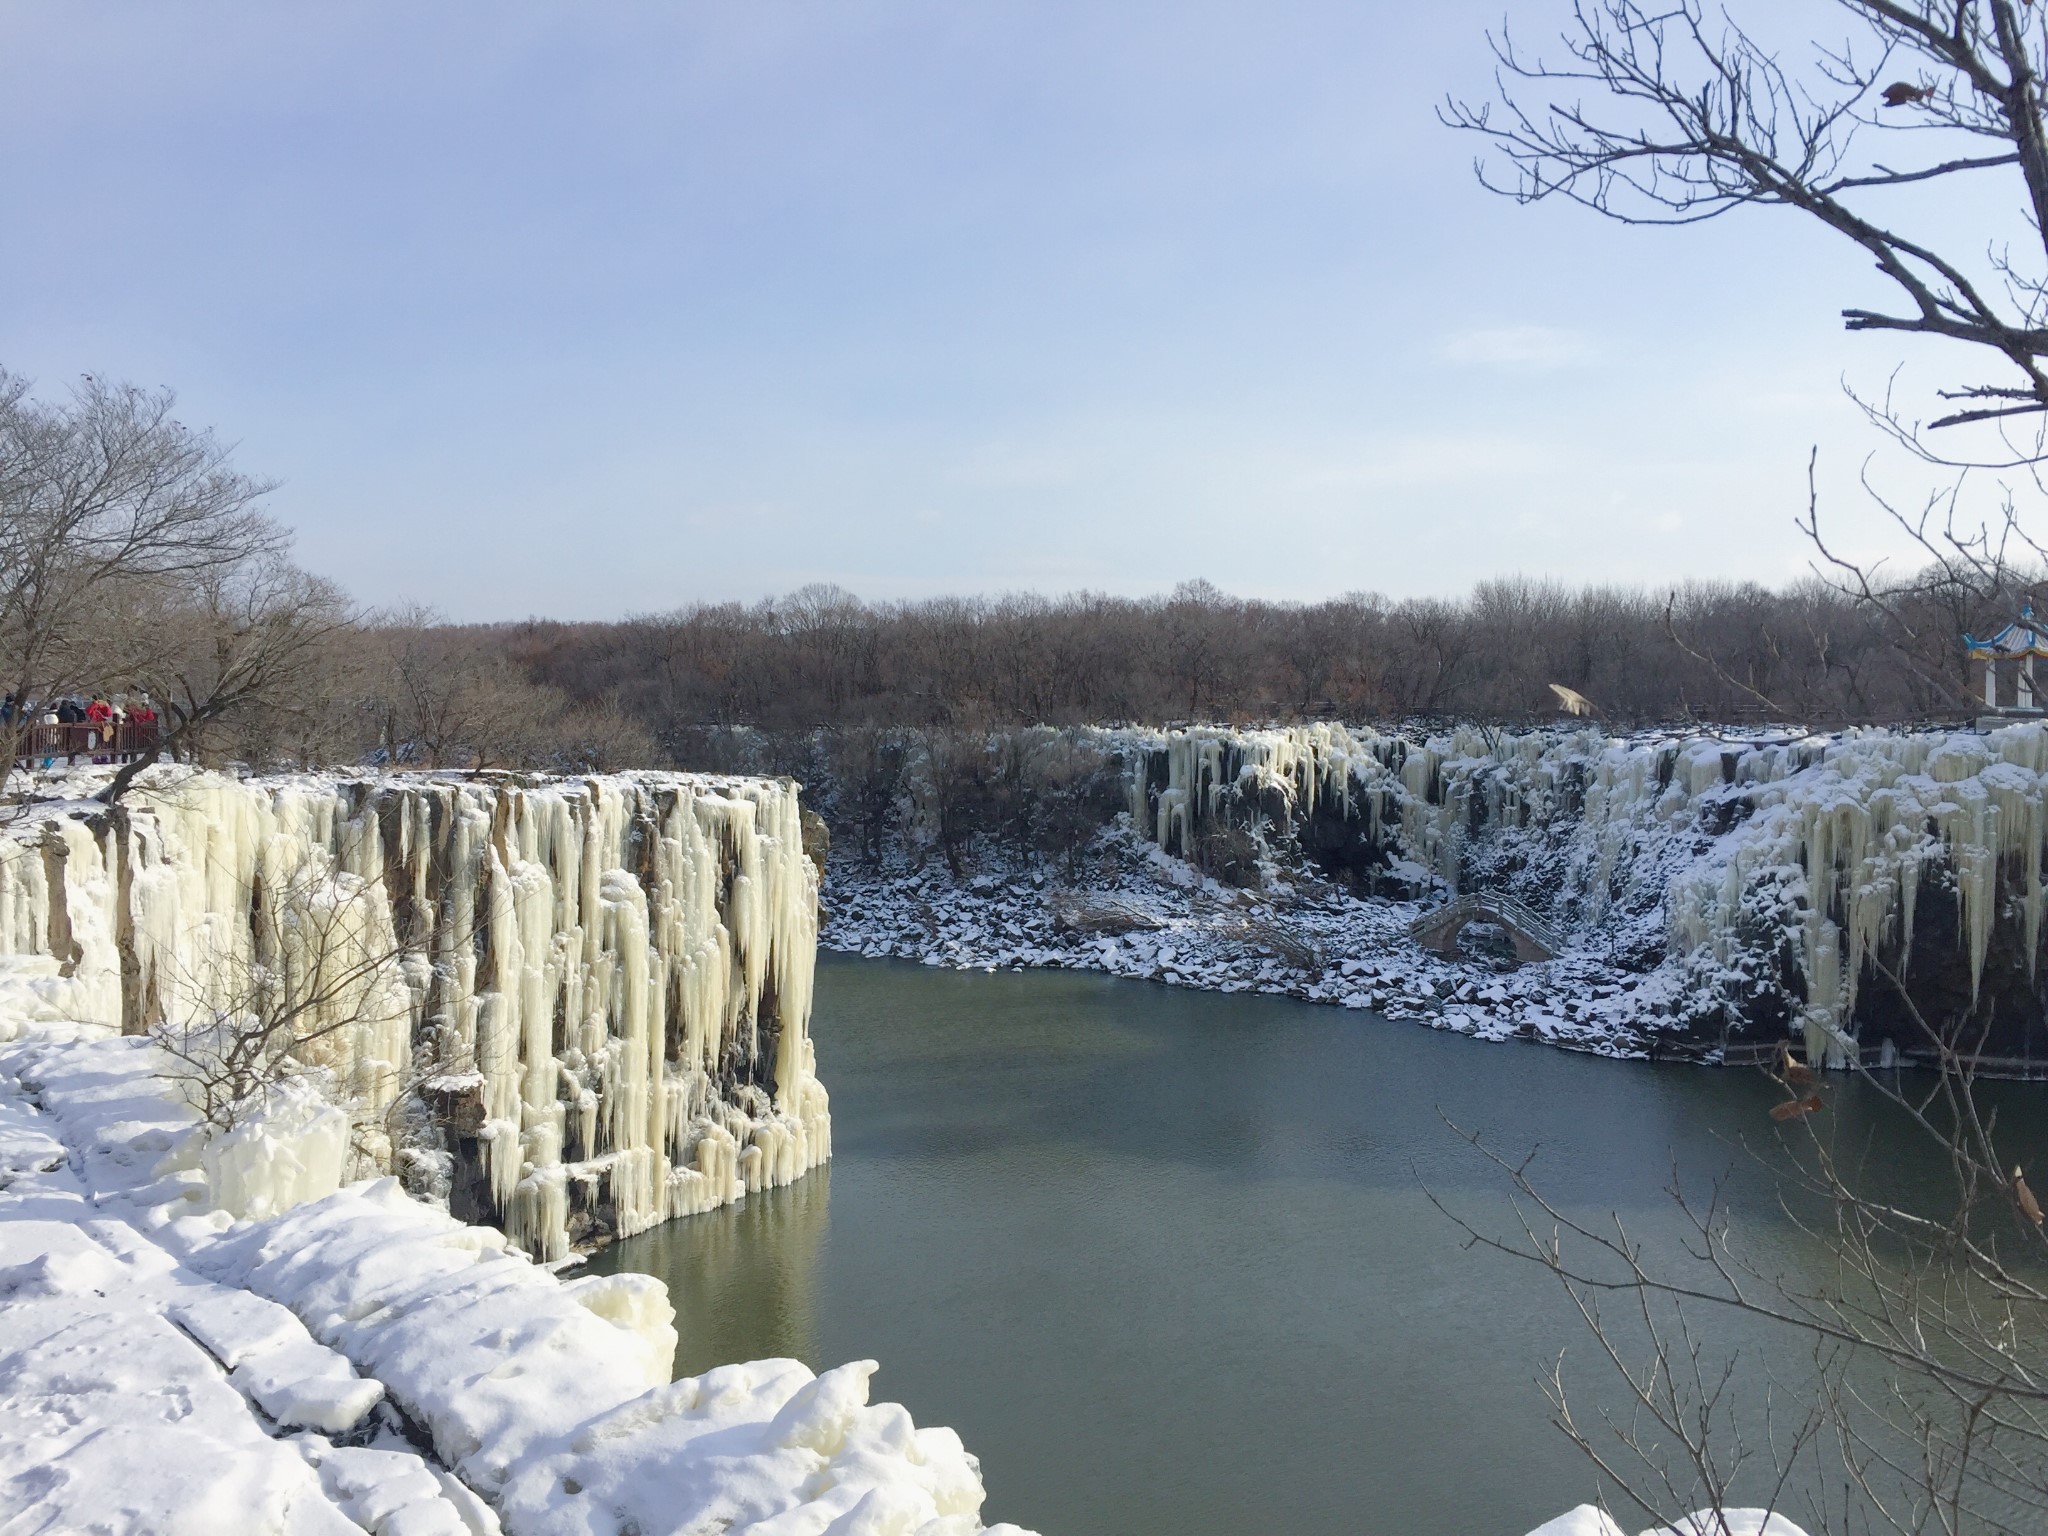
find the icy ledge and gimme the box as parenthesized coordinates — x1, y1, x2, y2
(0, 1015, 1035, 1536)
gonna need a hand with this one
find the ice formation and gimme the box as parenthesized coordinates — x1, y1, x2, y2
(808, 717, 2048, 1064)
(1118, 721, 2048, 1064)
(0, 766, 831, 1256)
(0, 1016, 1035, 1536)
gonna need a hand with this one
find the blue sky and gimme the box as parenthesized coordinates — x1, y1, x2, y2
(0, 1, 1986, 619)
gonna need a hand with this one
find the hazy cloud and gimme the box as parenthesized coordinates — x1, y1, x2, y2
(1437, 325, 1596, 370)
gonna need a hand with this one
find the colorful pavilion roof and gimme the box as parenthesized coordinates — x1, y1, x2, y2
(1965, 604, 2048, 660)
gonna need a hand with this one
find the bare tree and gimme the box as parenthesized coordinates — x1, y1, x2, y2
(0, 369, 285, 784)
(1446, 3, 2048, 447)
(1445, 1, 2048, 714)
(95, 554, 356, 802)
(1435, 969, 2048, 1535)
(147, 856, 412, 1139)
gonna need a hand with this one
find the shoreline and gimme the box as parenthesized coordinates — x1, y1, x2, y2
(818, 830, 1681, 1065)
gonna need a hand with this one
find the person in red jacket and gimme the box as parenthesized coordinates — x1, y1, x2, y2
(125, 697, 159, 760)
(84, 697, 112, 761)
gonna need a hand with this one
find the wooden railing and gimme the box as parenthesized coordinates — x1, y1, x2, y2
(8, 720, 162, 767)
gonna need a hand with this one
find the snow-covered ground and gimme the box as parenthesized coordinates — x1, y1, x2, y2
(0, 1011, 1037, 1536)
(823, 825, 1679, 1060)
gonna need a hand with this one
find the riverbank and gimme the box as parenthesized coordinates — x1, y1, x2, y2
(820, 825, 1678, 1061)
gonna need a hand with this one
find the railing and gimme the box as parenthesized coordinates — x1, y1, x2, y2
(8, 720, 162, 767)
(1407, 891, 1569, 959)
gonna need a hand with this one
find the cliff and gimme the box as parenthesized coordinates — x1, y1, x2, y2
(0, 766, 831, 1257)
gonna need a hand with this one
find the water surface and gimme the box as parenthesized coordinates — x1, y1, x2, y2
(591, 956, 2047, 1536)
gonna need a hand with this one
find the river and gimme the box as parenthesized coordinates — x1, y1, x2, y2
(587, 954, 2048, 1535)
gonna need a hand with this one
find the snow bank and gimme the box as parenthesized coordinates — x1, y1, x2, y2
(1, 995, 1034, 1536)
(0, 1045, 481, 1535)
(496, 1357, 1025, 1536)
(0, 766, 831, 1256)
(829, 719, 2048, 1066)
(198, 1176, 676, 1486)
(1529, 1508, 1807, 1536)
(826, 841, 1670, 1060)
(204, 1076, 353, 1220)
(191, 1177, 1034, 1533)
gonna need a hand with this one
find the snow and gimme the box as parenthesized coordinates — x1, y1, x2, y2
(1125, 720, 2048, 1063)
(824, 719, 2048, 1070)
(0, 1008, 1040, 1536)
(204, 1076, 354, 1220)
(0, 764, 831, 1258)
(494, 1358, 1026, 1536)
(1530, 1508, 1807, 1536)
(1527, 1511, 1627, 1536)
(0, 763, 1828, 1535)
(1644, 1515, 1809, 1536)
(824, 830, 1661, 1060)
(0, 1047, 415, 1535)
(0, 764, 1031, 1536)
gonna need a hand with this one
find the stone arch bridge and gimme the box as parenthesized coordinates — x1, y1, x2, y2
(1407, 893, 1565, 966)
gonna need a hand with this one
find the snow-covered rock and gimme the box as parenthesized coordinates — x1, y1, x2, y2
(1525, 1507, 1808, 1536)
(0, 1056, 449, 1535)
(0, 766, 832, 1257)
(0, 987, 1034, 1536)
(1120, 720, 2048, 1063)
(495, 1357, 1031, 1536)
(816, 719, 2048, 1070)
(1526, 1509, 1628, 1536)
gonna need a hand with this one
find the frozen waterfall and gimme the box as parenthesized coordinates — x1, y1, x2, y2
(1119, 720, 2048, 1065)
(0, 766, 831, 1258)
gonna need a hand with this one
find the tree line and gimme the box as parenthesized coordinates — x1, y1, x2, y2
(4, 364, 2031, 806)
(505, 573, 2003, 751)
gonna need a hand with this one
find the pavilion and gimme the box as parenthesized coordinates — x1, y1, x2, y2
(1966, 603, 2048, 711)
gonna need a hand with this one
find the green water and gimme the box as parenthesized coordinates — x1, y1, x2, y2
(588, 955, 2047, 1536)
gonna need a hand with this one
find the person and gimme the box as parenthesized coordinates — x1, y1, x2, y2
(55, 698, 83, 724)
(0, 694, 14, 726)
(84, 697, 112, 763)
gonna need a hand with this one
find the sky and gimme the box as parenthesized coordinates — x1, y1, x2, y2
(0, 1, 2016, 620)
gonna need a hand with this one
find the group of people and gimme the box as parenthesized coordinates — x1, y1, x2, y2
(3, 691, 162, 767)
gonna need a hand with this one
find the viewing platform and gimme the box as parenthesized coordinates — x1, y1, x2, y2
(8, 720, 161, 768)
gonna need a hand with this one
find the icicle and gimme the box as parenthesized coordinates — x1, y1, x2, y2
(0, 765, 831, 1256)
(1104, 719, 2048, 1054)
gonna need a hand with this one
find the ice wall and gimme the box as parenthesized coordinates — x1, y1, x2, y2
(0, 767, 831, 1257)
(1119, 721, 2048, 1062)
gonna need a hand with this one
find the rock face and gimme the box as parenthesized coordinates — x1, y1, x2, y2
(1120, 722, 2048, 1066)
(0, 768, 831, 1257)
